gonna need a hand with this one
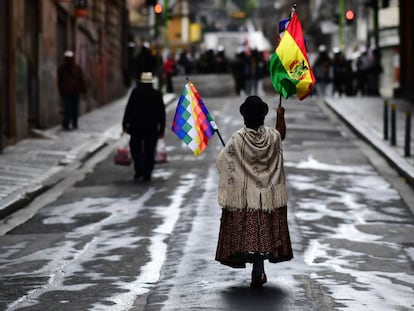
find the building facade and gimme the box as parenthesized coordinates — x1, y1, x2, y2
(0, 0, 130, 152)
(399, 0, 414, 100)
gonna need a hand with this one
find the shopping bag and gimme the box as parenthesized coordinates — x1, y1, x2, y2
(114, 135, 132, 166)
(114, 146, 132, 166)
(155, 137, 167, 164)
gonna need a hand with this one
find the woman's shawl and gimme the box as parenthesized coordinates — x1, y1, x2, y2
(216, 126, 287, 212)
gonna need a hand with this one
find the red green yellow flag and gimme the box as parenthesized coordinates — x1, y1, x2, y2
(269, 12, 315, 100)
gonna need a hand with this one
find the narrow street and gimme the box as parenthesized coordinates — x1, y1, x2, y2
(0, 92, 413, 310)
(1, 1, 413, 310)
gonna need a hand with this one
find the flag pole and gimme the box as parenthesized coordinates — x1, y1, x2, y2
(281, 3, 295, 109)
(185, 77, 225, 147)
(215, 128, 226, 147)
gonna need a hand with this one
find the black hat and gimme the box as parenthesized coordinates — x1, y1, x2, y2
(240, 96, 269, 118)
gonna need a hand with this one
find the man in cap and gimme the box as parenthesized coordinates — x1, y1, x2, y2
(122, 72, 166, 182)
(57, 50, 87, 130)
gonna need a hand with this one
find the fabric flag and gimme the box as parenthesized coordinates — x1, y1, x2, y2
(269, 12, 315, 100)
(171, 81, 216, 156)
(277, 17, 290, 43)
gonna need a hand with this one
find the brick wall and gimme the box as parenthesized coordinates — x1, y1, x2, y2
(0, 0, 129, 150)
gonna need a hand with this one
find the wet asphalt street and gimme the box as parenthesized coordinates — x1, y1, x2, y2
(0, 91, 413, 310)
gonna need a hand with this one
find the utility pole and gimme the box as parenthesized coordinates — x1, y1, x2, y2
(163, 0, 169, 49)
(154, 3, 164, 91)
(338, 0, 345, 51)
(372, 0, 379, 50)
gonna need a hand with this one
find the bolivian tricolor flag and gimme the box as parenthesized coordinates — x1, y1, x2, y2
(269, 11, 315, 100)
(171, 81, 216, 156)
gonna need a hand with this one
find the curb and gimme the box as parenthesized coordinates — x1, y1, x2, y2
(0, 139, 108, 220)
(324, 99, 414, 188)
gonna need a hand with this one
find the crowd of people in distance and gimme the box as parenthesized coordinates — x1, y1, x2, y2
(129, 41, 269, 96)
(130, 40, 382, 98)
(313, 44, 382, 97)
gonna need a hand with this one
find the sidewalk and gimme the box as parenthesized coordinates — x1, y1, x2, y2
(0, 92, 176, 219)
(324, 96, 414, 187)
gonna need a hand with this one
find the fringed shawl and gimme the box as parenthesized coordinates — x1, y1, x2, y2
(216, 126, 287, 212)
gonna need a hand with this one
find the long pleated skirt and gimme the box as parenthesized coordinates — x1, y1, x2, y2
(215, 206, 293, 268)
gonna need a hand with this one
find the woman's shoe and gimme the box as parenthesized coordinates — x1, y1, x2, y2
(250, 272, 267, 288)
(259, 273, 267, 285)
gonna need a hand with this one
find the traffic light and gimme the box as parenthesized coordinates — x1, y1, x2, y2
(345, 9, 355, 25)
(154, 3, 163, 14)
(153, 3, 163, 38)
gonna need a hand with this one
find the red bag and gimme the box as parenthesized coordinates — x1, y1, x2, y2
(114, 146, 132, 166)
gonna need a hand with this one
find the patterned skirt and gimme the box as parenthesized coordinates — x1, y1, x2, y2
(215, 206, 293, 268)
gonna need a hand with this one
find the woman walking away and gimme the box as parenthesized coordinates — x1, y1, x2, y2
(215, 95, 293, 288)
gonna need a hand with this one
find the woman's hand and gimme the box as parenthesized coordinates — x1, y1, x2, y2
(276, 104, 286, 141)
(277, 104, 285, 116)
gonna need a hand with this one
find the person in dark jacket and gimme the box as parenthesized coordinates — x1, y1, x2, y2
(231, 47, 247, 96)
(57, 50, 87, 130)
(313, 45, 332, 96)
(134, 42, 156, 86)
(122, 72, 166, 182)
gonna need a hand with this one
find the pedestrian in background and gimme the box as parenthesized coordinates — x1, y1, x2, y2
(57, 50, 87, 130)
(215, 95, 293, 288)
(365, 48, 382, 96)
(178, 48, 194, 75)
(356, 47, 369, 95)
(215, 45, 229, 73)
(134, 42, 156, 86)
(246, 48, 265, 96)
(332, 48, 353, 97)
(163, 52, 177, 93)
(313, 45, 332, 96)
(231, 47, 247, 96)
(122, 72, 166, 182)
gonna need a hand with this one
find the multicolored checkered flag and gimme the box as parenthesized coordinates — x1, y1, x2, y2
(171, 81, 218, 156)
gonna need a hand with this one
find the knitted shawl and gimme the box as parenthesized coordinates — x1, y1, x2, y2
(216, 126, 287, 212)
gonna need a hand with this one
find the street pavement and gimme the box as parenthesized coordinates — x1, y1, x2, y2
(0, 91, 176, 222)
(0, 89, 413, 310)
(1, 92, 413, 221)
